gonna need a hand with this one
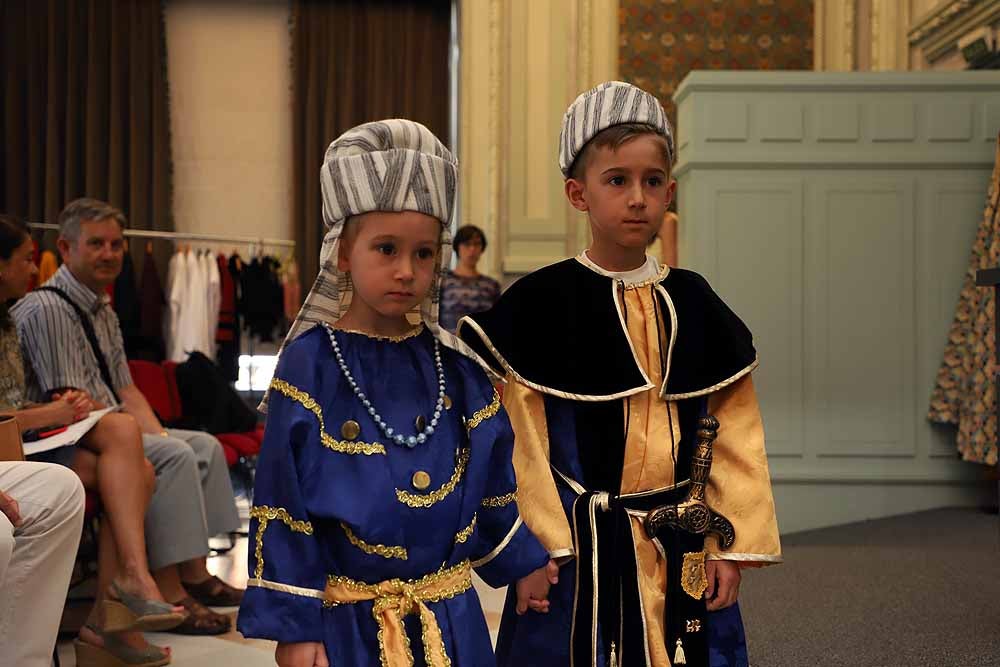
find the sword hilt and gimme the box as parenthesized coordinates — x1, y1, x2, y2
(643, 415, 735, 549)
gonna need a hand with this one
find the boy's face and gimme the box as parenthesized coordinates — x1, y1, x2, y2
(338, 210, 441, 320)
(566, 134, 676, 258)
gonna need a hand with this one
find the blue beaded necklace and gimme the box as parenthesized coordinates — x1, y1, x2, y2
(323, 323, 445, 448)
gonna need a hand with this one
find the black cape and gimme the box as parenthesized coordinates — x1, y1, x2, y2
(457, 258, 756, 400)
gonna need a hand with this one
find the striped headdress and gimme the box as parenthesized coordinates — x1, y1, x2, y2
(558, 81, 674, 178)
(268, 119, 486, 409)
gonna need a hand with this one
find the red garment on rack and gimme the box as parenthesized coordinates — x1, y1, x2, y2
(215, 253, 236, 344)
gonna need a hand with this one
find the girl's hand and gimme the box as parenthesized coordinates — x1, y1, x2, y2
(275, 641, 329, 667)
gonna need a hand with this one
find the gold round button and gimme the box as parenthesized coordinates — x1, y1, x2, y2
(415, 415, 427, 432)
(340, 420, 361, 441)
(443, 395, 452, 410)
(412, 471, 432, 490)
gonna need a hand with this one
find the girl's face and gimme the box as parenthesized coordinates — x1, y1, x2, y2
(338, 211, 441, 326)
(456, 236, 484, 267)
(0, 235, 37, 301)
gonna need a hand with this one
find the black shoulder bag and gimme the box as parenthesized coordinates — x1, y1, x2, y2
(35, 286, 122, 404)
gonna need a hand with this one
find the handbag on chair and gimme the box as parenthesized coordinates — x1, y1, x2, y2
(0, 415, 24, 461)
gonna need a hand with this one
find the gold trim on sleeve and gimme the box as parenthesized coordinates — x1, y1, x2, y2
(466, 388, 501, 432)
(481, 490, 517, 508)
(249, 505, 314, 580)
(454, 514, 477, 544)
(341, 522, 408, 560)
(705, 552, 783, 564)
(471, 516, 522, 568)
(247, 577, 327, 600)
(269, 378, 386, 455)
(396, 449, 470, 508)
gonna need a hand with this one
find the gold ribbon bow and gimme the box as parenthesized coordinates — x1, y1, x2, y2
(324, 560, 472, 667)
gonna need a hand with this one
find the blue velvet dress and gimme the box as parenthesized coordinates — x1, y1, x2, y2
(237, 325, 548, 666)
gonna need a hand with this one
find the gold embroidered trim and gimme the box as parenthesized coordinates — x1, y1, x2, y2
(681, 551, 709, 600)
(330, 323, 424, 342)
(341, 522, 408, 560)
(454, 514, 477, 544)
(396, 449, 470, 508)
(250, 506, 314, 534)
(466, 389, 501, 432)
(249, 506, 314, 579)
(269, 378, 386, 455)
(481, 490, 517, 508)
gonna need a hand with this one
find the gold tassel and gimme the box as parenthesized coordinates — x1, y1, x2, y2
(609, 641, 618, 667)
(673, 638, 687, 665)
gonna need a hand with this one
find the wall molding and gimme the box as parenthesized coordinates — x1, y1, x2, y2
(909, 0, 1000, 63)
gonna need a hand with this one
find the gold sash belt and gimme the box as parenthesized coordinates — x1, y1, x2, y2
(323, 560, 472, 667)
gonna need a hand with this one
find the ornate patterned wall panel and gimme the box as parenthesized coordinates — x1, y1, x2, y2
(618, 0, 814, 128)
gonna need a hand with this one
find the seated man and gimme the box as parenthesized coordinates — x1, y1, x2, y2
(0, 460, 85, 667)
(12, 198, 244, 635)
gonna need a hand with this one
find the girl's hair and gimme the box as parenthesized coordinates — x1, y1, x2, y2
(0, 213, 31, 327)
(453, 225, 487, 253)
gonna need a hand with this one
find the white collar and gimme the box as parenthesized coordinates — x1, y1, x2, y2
(576, 251, 661, 285)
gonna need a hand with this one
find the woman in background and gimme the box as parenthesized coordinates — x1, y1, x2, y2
(439, 225, 501, 332)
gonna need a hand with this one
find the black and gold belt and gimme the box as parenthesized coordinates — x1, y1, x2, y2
(558, 416, 734, 667)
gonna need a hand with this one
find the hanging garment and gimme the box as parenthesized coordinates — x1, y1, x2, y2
(202, 251, 221, 360)
(113, 251, 142, 359)
(241, 256, 283, 342)
(37, 250, 58, 285)
(215, 253, 240, 382)
(165, 250, 187, 361)
(929, 135, 1000, 466)
(181, 250, 208, 358)
(138, 247, 166, 361)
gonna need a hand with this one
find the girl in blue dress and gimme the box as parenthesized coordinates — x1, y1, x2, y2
(237, 120, 556, 667)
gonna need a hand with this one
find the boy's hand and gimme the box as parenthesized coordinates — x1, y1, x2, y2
(515, 560, 559, 615)
(275, 641, 328, 667)
(705, 559, 741, 611)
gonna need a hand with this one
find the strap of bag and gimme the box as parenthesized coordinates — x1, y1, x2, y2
(36, 286, 121, 404)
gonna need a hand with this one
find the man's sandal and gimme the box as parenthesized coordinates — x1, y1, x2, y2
(182, 574, 244, 607)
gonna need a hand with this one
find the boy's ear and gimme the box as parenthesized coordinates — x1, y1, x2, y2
(565, 178, 589, 212)
(665, 179, 677, 208)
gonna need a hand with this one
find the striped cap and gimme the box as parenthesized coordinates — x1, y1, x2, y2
(559, 81, 674, 177)
(265, 119, 488, 411)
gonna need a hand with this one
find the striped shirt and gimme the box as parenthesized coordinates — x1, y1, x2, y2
(11, 265, 133, 406)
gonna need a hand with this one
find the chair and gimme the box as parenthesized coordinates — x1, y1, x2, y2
(127, 359, 261, 505)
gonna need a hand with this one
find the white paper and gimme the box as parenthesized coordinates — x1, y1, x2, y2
(22, 406, 117, 457)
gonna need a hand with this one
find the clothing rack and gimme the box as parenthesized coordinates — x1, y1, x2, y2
(27, 222, 295, 249)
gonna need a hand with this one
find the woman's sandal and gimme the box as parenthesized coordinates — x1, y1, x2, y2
(168, 596, 232, 636)
(74, 624, 171, 667)
(103, 582, 187, 633)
